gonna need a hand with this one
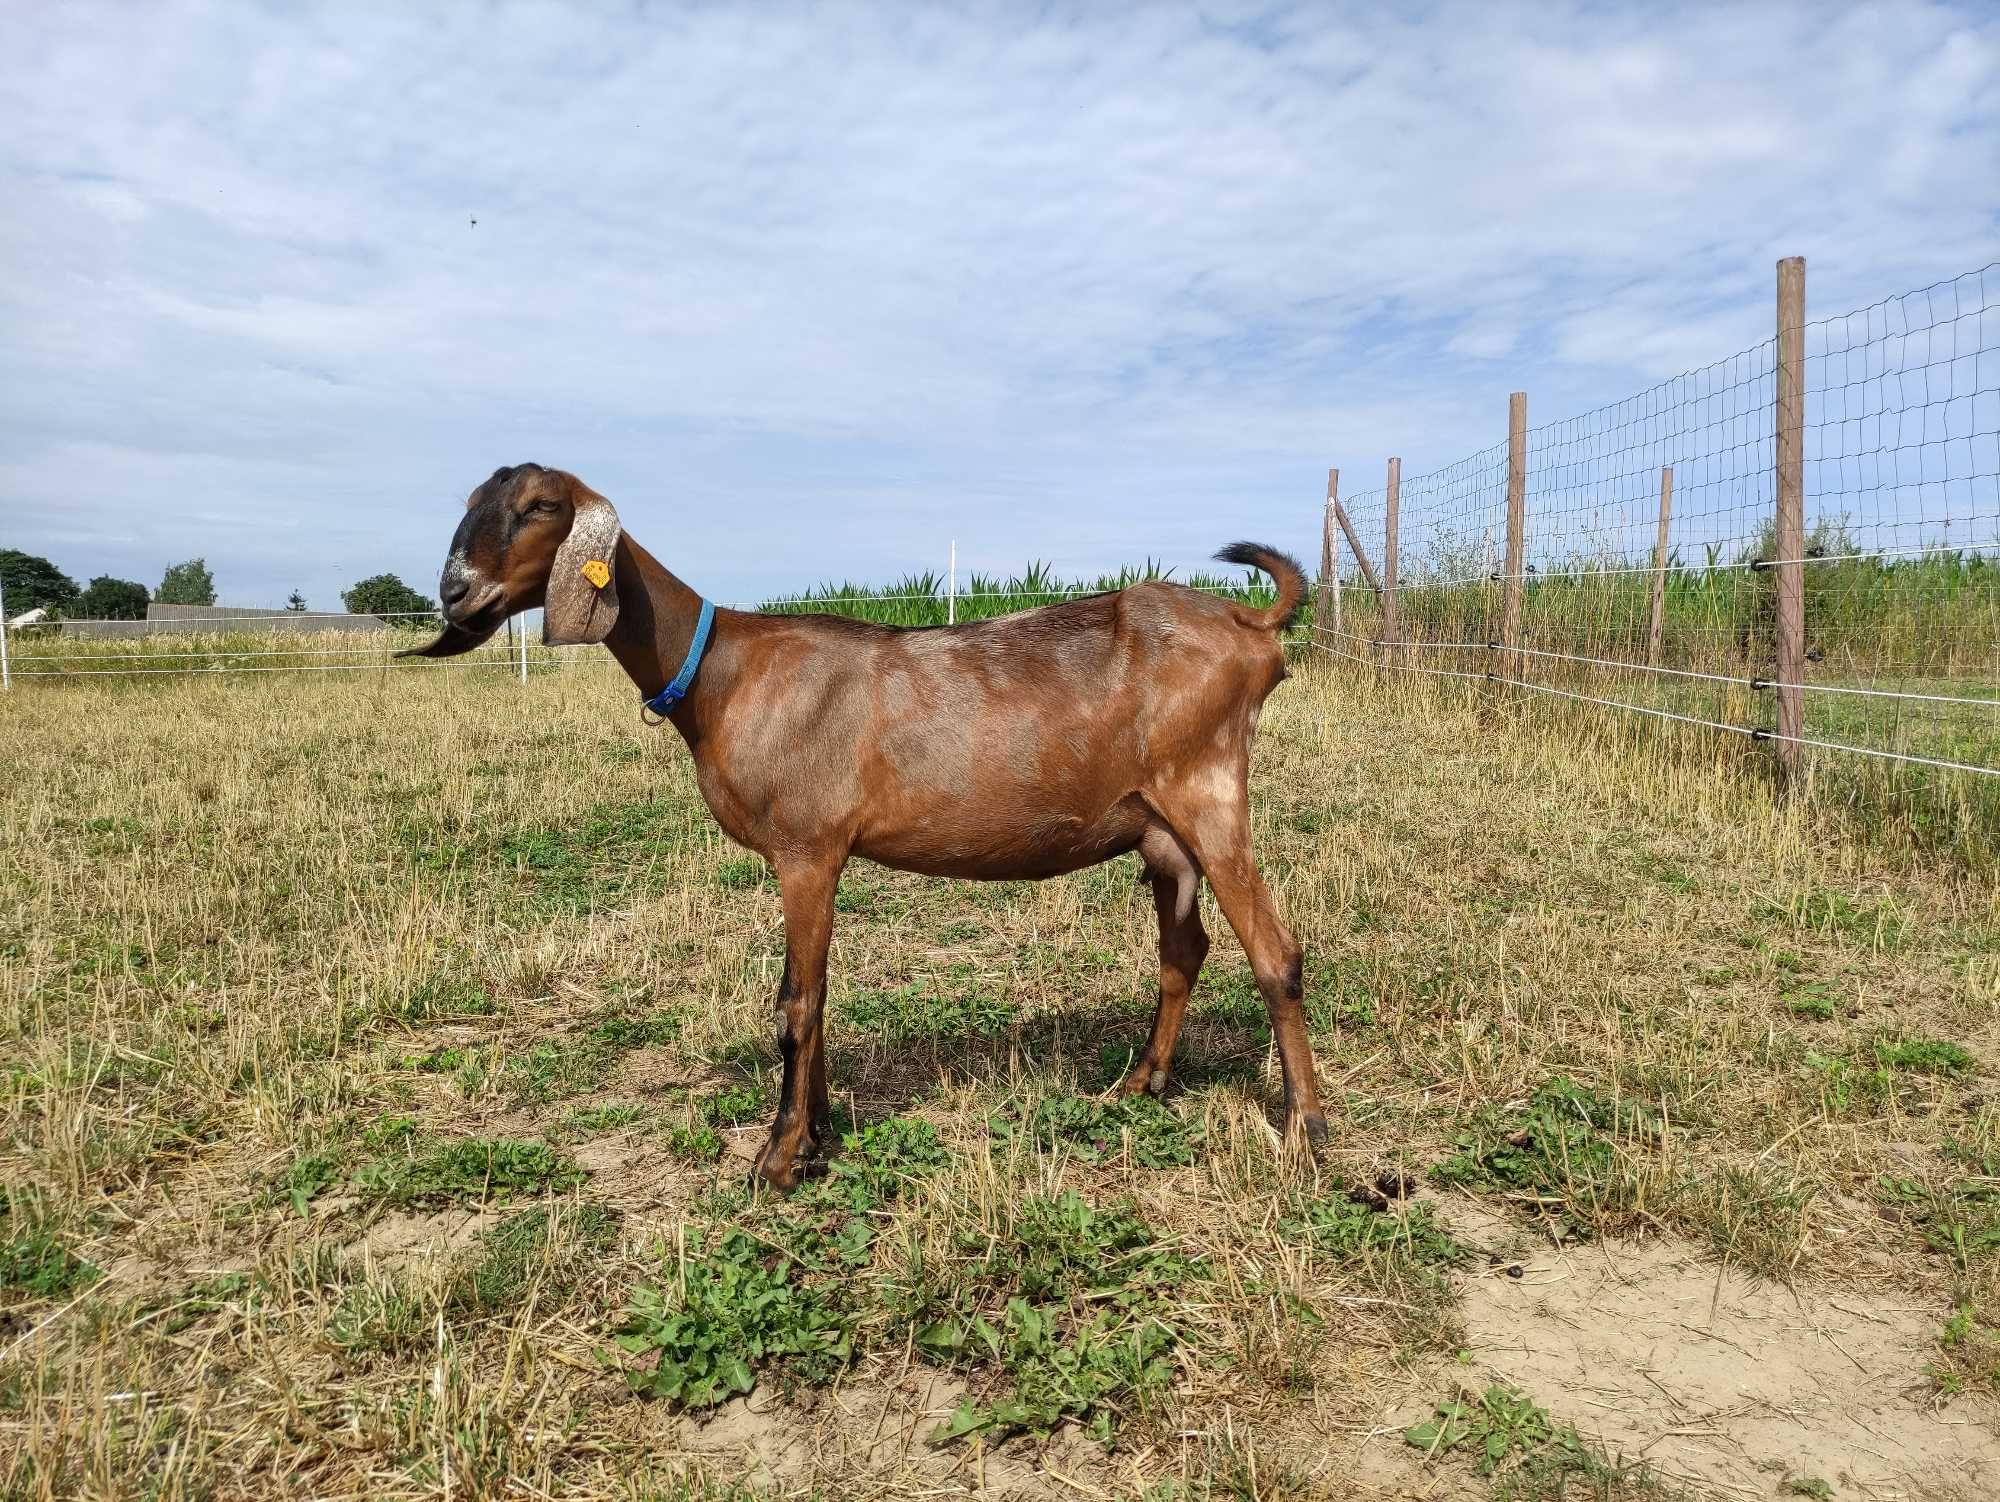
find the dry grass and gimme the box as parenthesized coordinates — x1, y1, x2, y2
(1, 653, 1995, 1500)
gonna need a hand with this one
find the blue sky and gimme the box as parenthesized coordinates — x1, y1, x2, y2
(2, 1, 1996, 609)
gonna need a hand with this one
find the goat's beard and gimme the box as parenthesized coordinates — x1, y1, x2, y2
(396, 620, 501, 659)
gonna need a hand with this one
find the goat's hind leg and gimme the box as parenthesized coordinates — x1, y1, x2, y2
(754, 855, 841, 1193)
(1153, 774, 1326, 1144)
(1121, 825, 1208, 1099)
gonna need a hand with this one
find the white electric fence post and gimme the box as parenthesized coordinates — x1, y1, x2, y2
(948, 540, 956, 625)
(1316, 468, 1338, 644)
(0, 577, 10, 691)
(518, 611, 529, 683)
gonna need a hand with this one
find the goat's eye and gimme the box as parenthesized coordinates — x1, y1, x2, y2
(531, 499, 561, 515)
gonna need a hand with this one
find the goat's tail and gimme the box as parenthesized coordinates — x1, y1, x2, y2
(1215, 541, 1308, 631)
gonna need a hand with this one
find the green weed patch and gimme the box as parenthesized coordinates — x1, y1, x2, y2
(276, 1148, 343, 1217)
(1874, 1037, 1974, 1075)
(1806, 1036, 1977, 1114)
(1432, 1078, 1660, 1241)
(354, 1136, 586, 1208)
(990, 1094, 1204, 1169)
(615, 1232, 852, 1407)
(1877, 1173, 2000, 1268)
(0, 1206, 99, 1301)
(1934, 1301, 2000, 1396)
(613, 1116, 949, 1406)
(327, 1276, 428, 1354)
(1279, 1190, 1462, 1267)
(838, 982, 1016, 1043)
(1405, 1385, 1624, 1495)
(564, 1101, 646, 1136)
(920, 1190, 1199, 1446)
(701, 1082, 771, 1128)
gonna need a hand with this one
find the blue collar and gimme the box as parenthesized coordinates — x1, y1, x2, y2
(642, 598, 715, 716)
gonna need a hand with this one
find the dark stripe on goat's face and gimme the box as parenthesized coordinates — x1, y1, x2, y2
(449, 463, 547, 576)
(404, 462, 563, 658)
(444, 464, 576, 607)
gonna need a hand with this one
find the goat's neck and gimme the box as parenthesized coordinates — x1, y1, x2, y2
(602, 535, 714, 729)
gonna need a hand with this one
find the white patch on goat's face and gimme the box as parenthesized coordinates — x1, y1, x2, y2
(446, 555, 490, 587)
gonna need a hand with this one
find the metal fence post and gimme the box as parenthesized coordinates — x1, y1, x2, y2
(1773, 256, 1807, 787)
(1316, 468, 1338, 642)
(1382, 457, 1401, 662)
(948, 540, 956, 625)
(518, 612, 529, 683)
(0, 577, 10, 690)
(1499, 392, 1527, 684)
(1647, 465, 1674, 666)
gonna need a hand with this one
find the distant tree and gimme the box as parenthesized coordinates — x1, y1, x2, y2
(286, 590, 309, 613)
(75, 575, 150, 619)
(0, 550, 80, 614)
(342, 573, 435, 620)
(156, 558, 217, 606)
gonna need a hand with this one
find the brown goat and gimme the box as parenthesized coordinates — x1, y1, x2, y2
(408, 464, 1324, 1190)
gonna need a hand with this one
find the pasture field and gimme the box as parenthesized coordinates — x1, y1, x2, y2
(2, 645, 1997, 1500)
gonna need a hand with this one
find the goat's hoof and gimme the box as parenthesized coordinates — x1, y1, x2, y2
(1293, 1113, 1330, 1148)
(750, 1143, 806, 1195)
(1119, 1061, 1170, 1098)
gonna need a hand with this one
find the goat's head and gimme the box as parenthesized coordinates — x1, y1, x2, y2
(400, 463, 623, 658)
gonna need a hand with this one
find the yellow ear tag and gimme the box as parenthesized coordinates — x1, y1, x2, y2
(580, 559, 611, 590)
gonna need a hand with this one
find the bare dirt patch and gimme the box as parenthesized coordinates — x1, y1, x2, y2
(1450, 1229, 1999, 1499)
(356, 1205, 496, 1271)
(656, 1369, 1111, 1501)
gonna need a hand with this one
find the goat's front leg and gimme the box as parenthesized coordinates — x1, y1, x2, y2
(753, 856, 841, 1193)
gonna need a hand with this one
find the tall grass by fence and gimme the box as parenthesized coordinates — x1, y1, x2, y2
(756, 562, 1274, 625)
(1314, 257, 1997, 837)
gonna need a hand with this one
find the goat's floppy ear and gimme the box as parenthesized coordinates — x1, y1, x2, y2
(545, 481, 623, 645)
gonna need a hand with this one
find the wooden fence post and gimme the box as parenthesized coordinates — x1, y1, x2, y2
(1333, 501, 1383, 598)
(1773, 255, 1807, 786)
(1499, 392, 1527, 683)
(1317, 467, 1339, 641)
(1382, 457, 1401, 661)
(1646, 466, 1673, 666)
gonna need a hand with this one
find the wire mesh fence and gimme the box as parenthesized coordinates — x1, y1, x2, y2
(1, 611, 547, 683)
(1798, 267, 1998, 777)
(1314, 257, 1998, 823)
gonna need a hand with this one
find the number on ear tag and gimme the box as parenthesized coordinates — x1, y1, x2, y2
(580, 559, 612, 590)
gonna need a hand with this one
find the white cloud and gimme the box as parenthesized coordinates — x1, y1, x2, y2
(0, 0, 1994, 606)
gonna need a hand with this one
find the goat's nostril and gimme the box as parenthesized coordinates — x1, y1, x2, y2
(441, 576, 470, 607)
